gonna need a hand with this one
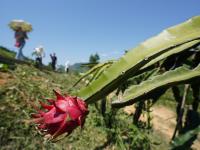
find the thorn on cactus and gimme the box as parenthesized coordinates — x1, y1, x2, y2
(30, 90, 89, 141)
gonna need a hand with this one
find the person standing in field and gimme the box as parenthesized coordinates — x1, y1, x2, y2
(65, 60, 70, 73)
(50, 53, 57, 71)
(33, 46, 45, 68)
(14, 27, 28, 60)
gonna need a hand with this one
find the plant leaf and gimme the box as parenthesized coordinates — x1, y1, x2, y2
(72, 61, 114, 87)
(112, 65, 200, 108)
(171, 125, 200, 148)
(77, 16, 200, 104)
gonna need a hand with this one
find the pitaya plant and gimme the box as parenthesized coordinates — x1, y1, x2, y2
(30, 16, 200, 148)
(31, 90, 89, 140)
(74, 16, 200, 149)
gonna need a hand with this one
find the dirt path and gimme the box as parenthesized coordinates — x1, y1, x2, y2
(152, 106, 200, 150)
(124, 105, 176, 140)
(151, 106, 176, 140)
(124, 105, 200, 149)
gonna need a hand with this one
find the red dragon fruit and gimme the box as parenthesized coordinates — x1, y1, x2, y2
(31, 90, 89, 140)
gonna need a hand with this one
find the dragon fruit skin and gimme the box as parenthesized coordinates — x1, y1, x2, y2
(31, 90, 89, 139)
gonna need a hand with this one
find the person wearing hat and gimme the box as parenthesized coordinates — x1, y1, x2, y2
(33, 46, 45, 67)
(15, 27, 28, 60)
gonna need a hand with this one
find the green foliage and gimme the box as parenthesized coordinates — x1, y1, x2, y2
(0, 46, 16, 58)
(2, 16, 200, 150)
(0, 65, 81, 149)
(74, 16, 200, 150)
(89, 53, 100, 63)
(78, 16, 200, 104)
(171, 125, 200, 149)
(72, 60, 114, 88)
(0, 63, 9, 71)
(112, 65, 200, 108)
(0, 64, 154, 149)
(123, 124, 151, 150)
(89, 101, 152, 150)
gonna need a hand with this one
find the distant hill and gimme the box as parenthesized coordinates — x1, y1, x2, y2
(70, 62, 89, 73)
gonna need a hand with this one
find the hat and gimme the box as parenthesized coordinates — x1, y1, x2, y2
(35, 46, 43, 53)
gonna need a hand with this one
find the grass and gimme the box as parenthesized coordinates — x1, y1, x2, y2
(154, 88, 177, 111)
(0, 63, 181, 150)
(0, 46, 16, 58)
(0, 64, 83, 149)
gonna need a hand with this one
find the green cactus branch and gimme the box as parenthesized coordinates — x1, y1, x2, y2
(141, 40, 200, 70)
(171, 125, 200, 149)
(77, 16, 200, 104)
(72, 61, 114, 88)
(112, 65, 200, 108)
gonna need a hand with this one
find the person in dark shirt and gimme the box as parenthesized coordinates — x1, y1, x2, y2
(14, 27, 28, 60)
(50, 53, 57, 71)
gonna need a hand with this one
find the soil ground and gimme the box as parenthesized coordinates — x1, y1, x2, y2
(124, 105, 200, 150)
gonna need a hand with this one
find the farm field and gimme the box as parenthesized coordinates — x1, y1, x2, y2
(0, 63, 199, 150)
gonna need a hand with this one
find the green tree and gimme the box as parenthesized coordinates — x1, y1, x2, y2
(89, 53, 100, 63)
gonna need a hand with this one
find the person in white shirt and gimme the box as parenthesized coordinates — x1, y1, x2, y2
(33, 46, 45, 67)
(65, 60, 70, 73)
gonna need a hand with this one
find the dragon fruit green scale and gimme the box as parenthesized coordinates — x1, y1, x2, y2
(31, 90, 89, 139)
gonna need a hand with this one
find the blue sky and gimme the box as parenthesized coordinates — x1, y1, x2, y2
(1, 0, 200, 65)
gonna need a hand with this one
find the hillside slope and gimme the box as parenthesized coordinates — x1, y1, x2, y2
(0, 64, 199, 150)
